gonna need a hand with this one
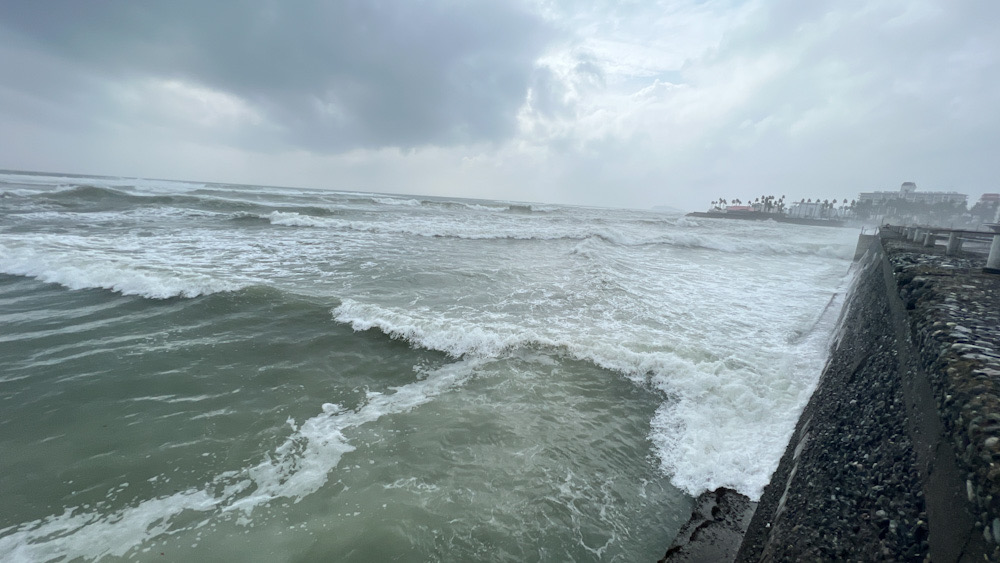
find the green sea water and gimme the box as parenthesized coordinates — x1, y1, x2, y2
(0, 171, 858, 561)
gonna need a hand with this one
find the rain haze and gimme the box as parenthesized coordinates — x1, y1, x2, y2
(1, 0, 998, 210)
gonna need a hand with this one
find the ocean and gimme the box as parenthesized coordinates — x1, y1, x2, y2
(0, 170, 857, 561)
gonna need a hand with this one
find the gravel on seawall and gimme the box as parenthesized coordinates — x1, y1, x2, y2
(663, 229, 1000, 562)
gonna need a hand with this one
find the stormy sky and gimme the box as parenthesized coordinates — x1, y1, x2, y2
(1, 0, 998, 210)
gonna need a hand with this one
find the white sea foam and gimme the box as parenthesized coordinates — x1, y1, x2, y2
(262, 213, 659, 244)
(0, 489, 219, 561)
(371, 196, 422, 206)
(266, 211, 334, 227)
(333, 274, 850, 501)
(460, 202, 502, 211)
(0, 242, 243, 299)
(1, 174, 861, 559)
(0, 359, 483, 561)
(651, 231, 855, 259)
(335, 299, 540, 358)
(253, 210, 855, 260)
(227, 358, 479, 513)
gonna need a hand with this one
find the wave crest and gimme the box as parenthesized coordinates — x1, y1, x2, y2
(0, 243, 244, 299)
(331, 294, 844, 501)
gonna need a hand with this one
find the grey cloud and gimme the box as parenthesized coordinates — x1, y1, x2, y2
(0, 1, 556, 151)
(682, 0, 1000, 196)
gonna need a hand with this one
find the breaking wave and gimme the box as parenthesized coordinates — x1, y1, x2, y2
(331, 292, 846, 501)
(0, 242, 244, 299)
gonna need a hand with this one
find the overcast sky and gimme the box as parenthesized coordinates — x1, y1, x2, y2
(1, 0, 998, 210)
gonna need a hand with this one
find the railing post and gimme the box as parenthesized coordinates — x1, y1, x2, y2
(986, 226, 1000, 273)
(946, 232, 963, 255)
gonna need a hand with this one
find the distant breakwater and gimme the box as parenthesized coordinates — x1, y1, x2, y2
(662, 229, 1000, 561)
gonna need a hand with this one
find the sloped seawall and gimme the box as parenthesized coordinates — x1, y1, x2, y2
(735, 231, 1000, 562)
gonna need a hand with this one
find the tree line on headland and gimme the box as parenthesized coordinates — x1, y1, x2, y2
(708, 194, 999, 228)
(708, 195, 851, 218)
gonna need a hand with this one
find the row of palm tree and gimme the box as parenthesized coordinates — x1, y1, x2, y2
(710, 195, 859, 218)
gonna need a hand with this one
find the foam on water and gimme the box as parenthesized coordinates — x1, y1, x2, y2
(0, 359, 484, 561)
(0, 241, 243, 299)
(333, 266, 852, 501)
(266, 210, 335, 228)
(0, 489, 220, 561)
(249, 210, 855, 261)
(371, 196, 422, 206)
(1, 172, 860, 558)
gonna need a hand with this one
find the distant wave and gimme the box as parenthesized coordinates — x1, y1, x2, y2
(0, 189, 38, 198)
(35, 185, 345, 223)
(227, 212, 273, 224)
(431, 200, 507, 212)
(0, 172, 207, 194)
(250, 214, 853, 259)
(252, 214, 660, 245)
(371, 196, 422, 206)
(504, 203, 557, 214)
(40, 185, 184, 207)
(266, 211, 336, 228)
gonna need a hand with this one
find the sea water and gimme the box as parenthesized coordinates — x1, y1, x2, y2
(0, 171, 858, 561)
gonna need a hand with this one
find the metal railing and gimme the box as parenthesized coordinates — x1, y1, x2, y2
(881, 224, 1000, 273)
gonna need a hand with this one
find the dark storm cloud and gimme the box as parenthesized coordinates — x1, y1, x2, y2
(0, 1, 554, 150)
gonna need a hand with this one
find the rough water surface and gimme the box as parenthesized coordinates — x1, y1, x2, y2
(0, 171, 856, 561)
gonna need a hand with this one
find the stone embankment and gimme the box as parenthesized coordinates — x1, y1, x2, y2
(661, 229, 1000, 562)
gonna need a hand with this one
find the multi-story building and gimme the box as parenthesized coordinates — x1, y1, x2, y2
(788, 201, 825, 218)
(975, 193, 1000, 223)
(858, 182, 967, 206)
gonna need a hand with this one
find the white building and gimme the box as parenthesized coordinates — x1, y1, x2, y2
(858, 182, 967, 206)
(788, 201, 825, 218)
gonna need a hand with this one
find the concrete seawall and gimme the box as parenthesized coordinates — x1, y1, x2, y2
(663, 230, 1000, 561)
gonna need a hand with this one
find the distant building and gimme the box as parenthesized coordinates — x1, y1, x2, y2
(858, 182, 967, 206)
(788, 201, 824, 218)
(977, 194, 1000, 223)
